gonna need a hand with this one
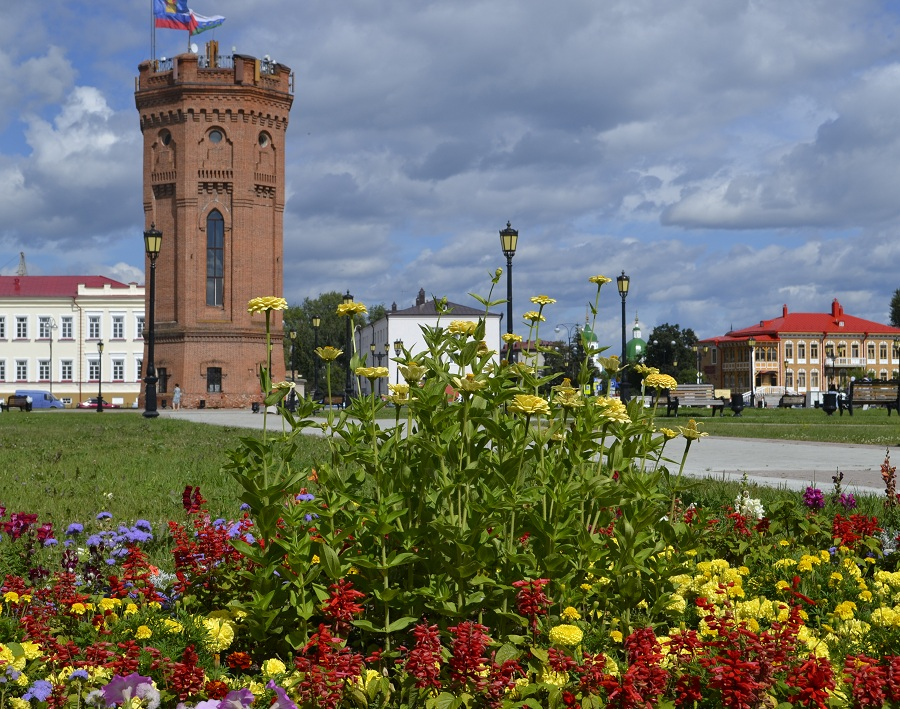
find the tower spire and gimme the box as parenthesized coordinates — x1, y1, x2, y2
(16, 252, 27, 276)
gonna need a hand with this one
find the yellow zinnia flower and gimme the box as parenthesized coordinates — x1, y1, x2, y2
(452, 373, 487, 393)
(336, 301, 368, 317)
(530, 295, 556, 305)
(502, 332, 523, 343)
(678, 419, 709, 441)
(508, 394, 550, 416)
(589, 275, 612, 285)
(561, 606, 581, 621)
(448, 320, 478, 336)
(262, 658, 287, 677)
(400, 363, 427, 382)
(522, 310, 545, 323)
(203, 616, 236, 653)
(247, 296, 288, 314)
(645, 372, 678, 390)
(355, 366, 389, 379)
(657, 427, 679, 440)
(595, 396, 631, 424)
(315, 346, 343, 362)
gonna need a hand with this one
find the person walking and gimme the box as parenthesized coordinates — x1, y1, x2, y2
(173, 384, 182, 411)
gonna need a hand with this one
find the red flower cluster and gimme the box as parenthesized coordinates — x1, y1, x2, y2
(447, 620, 491, 690)
(512, 578, 551, 635)
(405, 622, 442, 689)
(171, 644, 206, 701)
(293, 623, 364, 709)
(320, 579, 365, 636)
(831, 513, 881, 550)
(182, 485, 207, 513)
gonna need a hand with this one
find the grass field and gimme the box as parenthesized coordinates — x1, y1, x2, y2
(658, 403, 900, 446)
(0, 410, 329, 535)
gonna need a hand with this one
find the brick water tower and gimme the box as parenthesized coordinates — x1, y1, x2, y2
(135, 42, 293, 408)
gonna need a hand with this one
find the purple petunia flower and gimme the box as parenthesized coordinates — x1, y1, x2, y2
(266, 680, 298, 709)
(803, 486, 825, 510)
(220, 689, 256, 708)
(102, 673, 157, 708)
(66, 522, 84, 536)
(23, 679, 53, 702)
(96, 511, 113, 521)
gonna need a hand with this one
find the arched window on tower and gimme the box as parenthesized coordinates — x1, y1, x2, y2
(207, 210, 224, 306)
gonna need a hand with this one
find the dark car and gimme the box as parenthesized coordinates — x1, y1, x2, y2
(77, 398, 121, 409)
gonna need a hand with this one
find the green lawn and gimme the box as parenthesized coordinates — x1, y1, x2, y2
(656, 403, 900, 446)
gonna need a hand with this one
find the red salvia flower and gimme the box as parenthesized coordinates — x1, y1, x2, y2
(511, 578, 551, 635)
(320, 579, 366, 636)
(447, 621, 491, 691)
(405, 622, 443, 689)
(844, 655, 887, 708)
(293, 623, 364, 709)
(786, 656, 835, 708)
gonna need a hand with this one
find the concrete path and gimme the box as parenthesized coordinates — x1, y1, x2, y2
(160, 409, 896, 496)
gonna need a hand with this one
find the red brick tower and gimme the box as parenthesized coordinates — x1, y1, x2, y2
(135, 42, 293, 408)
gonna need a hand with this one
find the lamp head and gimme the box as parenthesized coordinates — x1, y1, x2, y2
(290, 330, 297, 341)
(312, 314, 321, 329)
(370, 342, 376, 353)
(393, 338, 403, 356)
(143, 224, 162, 261)
(616, 270, 630, 296)
(499, 221, 518, 258)
(97, 340, 104, 354)
(343, 290, 353, 304)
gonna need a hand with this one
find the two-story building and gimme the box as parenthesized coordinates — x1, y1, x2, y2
(0, 276, 146, 407)
(700, 299, 900, 400)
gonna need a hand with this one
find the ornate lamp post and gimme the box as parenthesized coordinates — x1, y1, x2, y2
(393, 338, 403, 384)
(748, 336, 756, 407)
(142, 224, 162, 418)
(499, 222, 518, 338)
(616, 271, 630, 401)
(311, 314, 321, 398)
(343, 291, 354, 404)
(96, 341, 104, 413)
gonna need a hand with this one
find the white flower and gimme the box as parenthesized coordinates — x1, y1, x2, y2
(734, 491, 765, 520)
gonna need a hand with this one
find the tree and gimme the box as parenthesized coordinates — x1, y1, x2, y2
(890, 288, 900, 327)
(282, 291, 366, 396)
(644, 324, 699, 384)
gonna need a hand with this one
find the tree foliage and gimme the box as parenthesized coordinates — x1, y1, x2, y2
(644, 323, 699, 384)
(890, 288, 900, 328)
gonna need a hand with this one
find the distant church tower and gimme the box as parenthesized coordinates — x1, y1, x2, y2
(134, 42, 293, 407)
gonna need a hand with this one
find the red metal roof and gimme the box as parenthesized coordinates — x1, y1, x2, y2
(0, 276, 132, 298)
(701, 299, 900, 345)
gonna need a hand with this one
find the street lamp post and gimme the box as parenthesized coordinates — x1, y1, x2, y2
(748, 336, 756, 407)
(343, 291, 354, 404)
(311, 315, 321, 399)
(96, 341, 104, 413)
(48, 316, 57, 395)
(393, 338, 403, 384)
(142, 224, 162, 419)
(288, 330, 297, 411)
(499, 222, 519, 339)
(616, 271, 630, 401)
(383, 342, 390, 397)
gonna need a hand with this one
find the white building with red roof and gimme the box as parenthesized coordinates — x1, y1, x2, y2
(699, 299, 900, 402)
(0, 276, 146, 407)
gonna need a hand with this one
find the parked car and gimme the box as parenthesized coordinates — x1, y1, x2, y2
(77, 398, 121, 409)
(14, 389, 66, 409)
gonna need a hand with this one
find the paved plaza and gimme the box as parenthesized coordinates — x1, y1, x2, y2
(162, 409, 896, 495)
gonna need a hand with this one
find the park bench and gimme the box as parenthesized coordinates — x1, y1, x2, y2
(838, 381, 900, 416)
(4, 395, 32, 412)
(315, 394, 346, 411)
(664, 383, 726, 417)
(778, 393, 806, 408)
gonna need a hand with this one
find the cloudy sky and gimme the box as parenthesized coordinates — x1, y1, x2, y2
(4, 0, 900, 343)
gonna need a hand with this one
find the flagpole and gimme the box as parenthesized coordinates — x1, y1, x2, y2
(151, 0, 156, 61)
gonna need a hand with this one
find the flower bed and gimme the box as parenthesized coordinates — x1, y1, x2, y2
(2, 279, 900, 708)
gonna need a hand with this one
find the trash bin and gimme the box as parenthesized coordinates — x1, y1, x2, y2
(199, 400, 206, 409)
(251, 402, 260, 414)
(161, 398, 168, 409)
(822, 392, 838, 416)
(730, 393, 744, 417)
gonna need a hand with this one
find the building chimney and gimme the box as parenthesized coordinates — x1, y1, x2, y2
(783, 304, 788, 317)
(832, 299, 842, 318)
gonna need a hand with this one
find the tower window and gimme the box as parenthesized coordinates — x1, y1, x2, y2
(206, 209, 225, 306)
(208, 129, 223, 144)
(258, 132, 271, 148)
(207, 367, 222, 393)
(160, 129, 172, 146)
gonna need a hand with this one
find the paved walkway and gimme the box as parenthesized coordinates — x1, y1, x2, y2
(161, 409, 895, 495)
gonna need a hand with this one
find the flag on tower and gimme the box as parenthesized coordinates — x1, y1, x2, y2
(154, 0, 198, 32)
(191, 11, 225, 35)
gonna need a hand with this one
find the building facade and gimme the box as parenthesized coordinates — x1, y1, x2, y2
(354, 289, 503, 396)
(0, 276, 145, 407)
(134, 41, 293, 408)
(700, 300, 900, 400)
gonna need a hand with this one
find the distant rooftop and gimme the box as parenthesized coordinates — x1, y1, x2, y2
(0, 276, 132, 298)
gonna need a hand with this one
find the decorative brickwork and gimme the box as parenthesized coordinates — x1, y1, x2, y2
(135, 44, 293, 408)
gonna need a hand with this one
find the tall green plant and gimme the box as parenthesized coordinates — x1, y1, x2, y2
(225, 277, 703, 656)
